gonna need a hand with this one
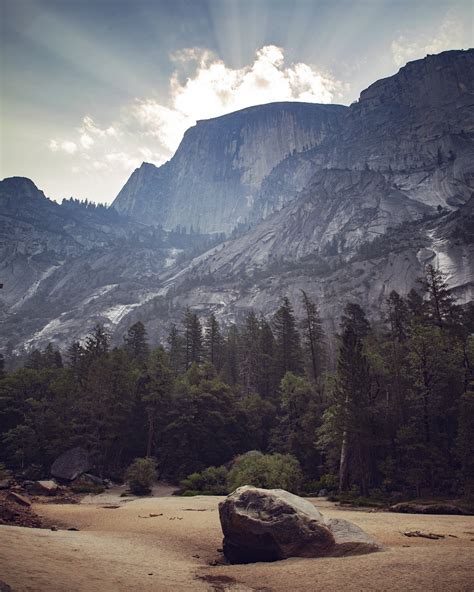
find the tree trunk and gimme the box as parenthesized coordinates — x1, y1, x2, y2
(339, 429, 349, 493)
(146, 411, 154, 457)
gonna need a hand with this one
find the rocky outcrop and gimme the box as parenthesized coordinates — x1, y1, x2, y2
(219, 486, 382, 563)
(51, 447, 92, 481)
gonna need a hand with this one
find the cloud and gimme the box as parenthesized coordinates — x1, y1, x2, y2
(49, 139, 78, 154)
(48, 45, 345, 193)
(391, 13, 465, 67)
(80, 134, 94, 149)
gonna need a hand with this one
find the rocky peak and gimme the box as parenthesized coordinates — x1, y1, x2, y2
(0, 176, 47, 202)
(357, 49, 474, 112)
(112, 102, 346, 234)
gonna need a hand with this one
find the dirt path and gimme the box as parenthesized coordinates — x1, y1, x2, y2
(0, 496, 473, 591)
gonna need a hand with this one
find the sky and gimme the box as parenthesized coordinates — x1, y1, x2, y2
(1, 0, 473, 205)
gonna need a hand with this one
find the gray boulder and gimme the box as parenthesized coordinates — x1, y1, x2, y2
(51, 447, 91, 481)
(28, 480, 59, 496)
(218, 486, 382, 564)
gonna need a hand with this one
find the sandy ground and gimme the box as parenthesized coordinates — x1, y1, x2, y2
(1, 495, 473, 592)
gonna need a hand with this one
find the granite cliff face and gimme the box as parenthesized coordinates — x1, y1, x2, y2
(113, 102, 346, 234)
(255, 49, 474, 218)
(114, 50, 474, 232)
(1, 50, 473, 353)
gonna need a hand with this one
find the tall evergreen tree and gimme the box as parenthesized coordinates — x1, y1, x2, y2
(222, 324, 240, 385)
(167, 323, 185, 374)
(422, 264, 456, 327)
(272, 297, 302, 379)
(203, 313, 222, 369)
(143, 347, 174, 458)
(84, 324, 110, 359)
(300, 290, 324, 385)
(240, 311, 262, 394)
(257, 317, 276, 399)
(124, 321, 149, 363)
(183, 309, 203, 368)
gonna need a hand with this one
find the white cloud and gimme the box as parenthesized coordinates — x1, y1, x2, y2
(135, 44, 344, 157)
(391, 14, 465, 67)
(62, 141, 78, 154)
(48, 45, 345, 193)
(80, 133, 94, 149)
(49, 139, 78, 154)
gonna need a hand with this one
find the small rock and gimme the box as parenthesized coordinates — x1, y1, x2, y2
(67, 527, 80, 531)
(28, 480, 59, 496)
(7, 491, 31, 507)
(50, 525, 58, 531)
(0, 480, 11, 490)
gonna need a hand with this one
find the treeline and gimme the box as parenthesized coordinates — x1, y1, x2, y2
(0, 265, 473, 499)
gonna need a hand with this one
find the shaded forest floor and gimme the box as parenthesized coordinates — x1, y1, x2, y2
(1, 496, 473, 592)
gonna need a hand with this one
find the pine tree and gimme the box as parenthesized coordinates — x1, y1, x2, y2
(222, 324, 240, 385)
(422, 264, 456, 327)
(385, 291, 410, 422)
(183, 309, 202, 368)
(272, 297, 302, 380)
(407, 288, 425, 320)
(203, 313, 222, 369)
(143, 347, 174, 457)
(84, 324, 109, 359)
(257, 317, 276, 399)
(319, 303, 373, 494)
(240, 311, 261, 394)
(300, 290, 324, 384)
(167, 323, 185, 374)
(124, 321, 149, 363)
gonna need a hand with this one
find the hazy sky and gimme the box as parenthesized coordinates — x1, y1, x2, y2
(1, 0, 472, 204)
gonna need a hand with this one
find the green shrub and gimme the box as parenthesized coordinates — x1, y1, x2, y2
(125, 457, 157, 495)
(180, 465, 229, 496)
(227, 452, 303, 494)
(303, 473, 338, 494)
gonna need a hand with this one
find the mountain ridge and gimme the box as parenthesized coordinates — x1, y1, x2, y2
(1, 49, 473, 353)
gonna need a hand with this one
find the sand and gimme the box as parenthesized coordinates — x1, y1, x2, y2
(1, 495, 473, 592)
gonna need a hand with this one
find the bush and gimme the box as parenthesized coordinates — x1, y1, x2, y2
(227, 452, 303, 494)
(306, 473, 338, 494)
(180, 465, 229, 496)
(125, 457, 157, 495)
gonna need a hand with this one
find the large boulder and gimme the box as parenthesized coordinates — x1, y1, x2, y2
(219, 486, 382, 564)
(51, 447, 91, 481)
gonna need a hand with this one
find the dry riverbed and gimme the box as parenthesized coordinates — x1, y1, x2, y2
(0, 495, 473, 592)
